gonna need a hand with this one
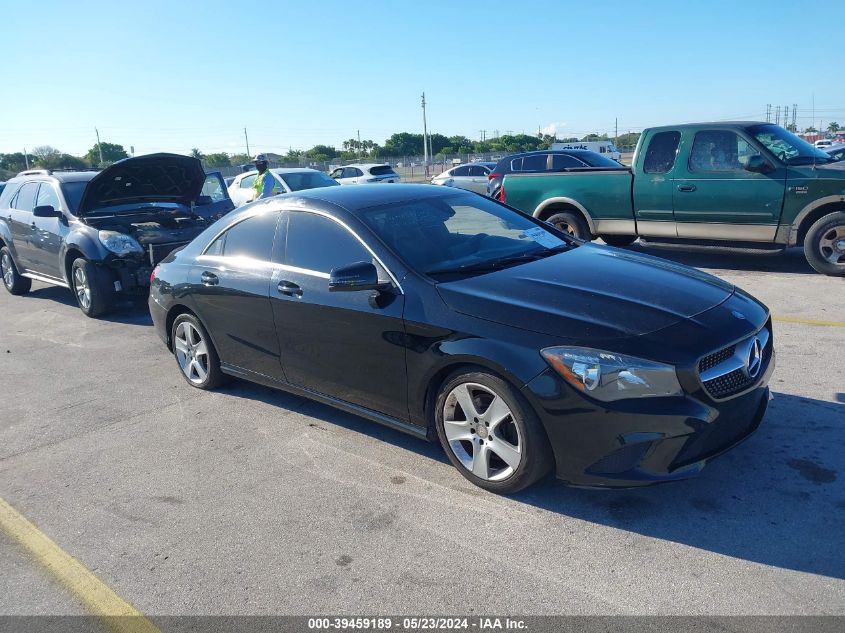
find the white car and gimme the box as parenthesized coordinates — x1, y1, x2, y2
(227, 168, 339, 206)
(815, 139, 834, 149)
(328, 163, 400, 185)
(430, 163, 493, 194)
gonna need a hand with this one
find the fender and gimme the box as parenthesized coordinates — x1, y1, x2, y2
(787, 194, 845, 246)
(533, 196, 597, 234)
(58, 227, 106, 284)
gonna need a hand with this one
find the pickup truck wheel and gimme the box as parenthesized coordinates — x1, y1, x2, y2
(1, 247, 31, 295)
(600, 235, 637, 247)
(71, 258, 113, 317)
(546, 211, 590, 240)
(804, 211, 845, 276)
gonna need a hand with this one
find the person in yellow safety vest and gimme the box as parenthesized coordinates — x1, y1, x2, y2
(252, 154, 281, 200)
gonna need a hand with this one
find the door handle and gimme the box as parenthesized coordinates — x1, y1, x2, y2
(277, 280, 303, 297)
(677, 184, 697, 192)
(200, 271, 219, 286)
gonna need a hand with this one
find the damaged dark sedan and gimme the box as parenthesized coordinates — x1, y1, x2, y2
(149, 184, 775, 493)
(0, 154, 233, 316)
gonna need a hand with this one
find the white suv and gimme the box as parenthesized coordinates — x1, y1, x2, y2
(227, 168, 338, 206)
(329, 164, 400, 185)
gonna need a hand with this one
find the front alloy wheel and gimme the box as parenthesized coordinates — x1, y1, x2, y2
(70, 258, 112, 317)
(804, 211, 845, 276)
(435, 370, 552, 494)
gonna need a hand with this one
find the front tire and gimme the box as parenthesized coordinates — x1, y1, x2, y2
(171, 313, 226, 390)
(804, 211, 845, 276)
(434, 370, 553, 494)
(1, 247, 31, 295)
(546, 211, 591, 240)
(71, 258, 112, 317)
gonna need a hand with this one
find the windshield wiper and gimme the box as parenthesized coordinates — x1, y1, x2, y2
(426, 245, 569, 277)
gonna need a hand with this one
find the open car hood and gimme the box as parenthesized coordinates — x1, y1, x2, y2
(77, 153, 206, 216)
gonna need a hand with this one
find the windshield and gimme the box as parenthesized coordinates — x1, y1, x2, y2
(748, 124, 833, 165)
(278, 171, 339, 191)
(61, 181, 88, 213)
(359, 192, 571, 277)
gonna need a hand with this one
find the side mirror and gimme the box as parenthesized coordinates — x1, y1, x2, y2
(329, 261, 388, 292)
(33, 205, 61, 218)
(744, 154, 773, 174)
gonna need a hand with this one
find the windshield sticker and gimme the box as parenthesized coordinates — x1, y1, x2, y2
(521, 227, 565, 248)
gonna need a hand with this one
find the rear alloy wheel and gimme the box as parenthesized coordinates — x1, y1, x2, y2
(0, 247, 31, 295)
(546, 211, 590, 240)
(71, 258, 112, 317)
(435, 370, 552, 494)
(172, 313, 226, 390)
(600, 234, 637, 248)
(804, 211, 845, 276)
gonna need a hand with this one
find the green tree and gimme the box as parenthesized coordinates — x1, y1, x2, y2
(786, 123, 798, 132)
(827, 122, 840, 134)
(384, 132, 424, 156)
(615, 132, 641, 150)
(804, 126, 818, 134)
(85, 142, 128, 166)
(31, 146, 62, 166)
(229, 153, 251, 166)
(0, 152, 29, 173)
(190, 148, 204, 160)
(204, 152, 231, 168)
(305, 145, 337, 161)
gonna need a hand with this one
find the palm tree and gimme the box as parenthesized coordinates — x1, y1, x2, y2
(190, 148, 204, 160)
(827, 122, 840, 134)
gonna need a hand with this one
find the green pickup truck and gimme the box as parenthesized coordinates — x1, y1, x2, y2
(501, 122, 845, 276)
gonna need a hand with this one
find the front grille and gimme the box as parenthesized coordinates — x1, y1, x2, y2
(699, 345, 735, 373)
(148, 242, 188, 266)
(698, 323, 772, 400)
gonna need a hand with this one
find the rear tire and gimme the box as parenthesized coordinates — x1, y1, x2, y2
(0, 247, 31, 295)
(804, 211, 845, 276)
(171, 313, 226, 390)
(600, 234, 637, 248)
(434, 369, 553, 494)
(546, 211, 591, 240)
(71, 258, 113, 317)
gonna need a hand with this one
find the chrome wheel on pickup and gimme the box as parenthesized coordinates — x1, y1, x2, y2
(805, 211, 845, 276)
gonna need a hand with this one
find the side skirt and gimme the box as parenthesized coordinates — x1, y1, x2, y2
(220, 363, 430, 441)
(21, 271, 70, 288)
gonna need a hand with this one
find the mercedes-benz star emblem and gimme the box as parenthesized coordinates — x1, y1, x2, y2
(745, 338, 763, 378)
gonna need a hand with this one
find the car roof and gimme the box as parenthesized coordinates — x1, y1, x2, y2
(342, 163, 389, 169)
(270, 168, 322, 174)
(284, 183, 455, 212)
(644, 121, 769, 132)
(8, 170, 99, 184)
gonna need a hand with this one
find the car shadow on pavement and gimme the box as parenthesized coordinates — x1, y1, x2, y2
(217, 379, 844, 580)
(513, 391, 845, 580)
(625, 244, 817, 275)
(22, 285, 152, 326)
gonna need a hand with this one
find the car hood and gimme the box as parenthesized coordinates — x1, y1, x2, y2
(77, 153, 206, 216)
(436, 244, 735, 341)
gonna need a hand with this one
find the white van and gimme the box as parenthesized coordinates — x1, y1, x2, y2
(551, 140, 621, 161)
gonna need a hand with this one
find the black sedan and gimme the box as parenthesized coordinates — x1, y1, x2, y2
(149, 184, 774, 493)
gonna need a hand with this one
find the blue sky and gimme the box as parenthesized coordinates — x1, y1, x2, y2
(4, 0, 843, 157)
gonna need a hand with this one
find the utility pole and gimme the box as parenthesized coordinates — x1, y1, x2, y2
(421, 92, 429, 175)
(23, 148, 29, 169)
(357, 129, 361, 159)
(244, 127, 251, 157)
(766, 104, 772, 123)
(614, 118, 618, 145)
(95, 128, 104, 166)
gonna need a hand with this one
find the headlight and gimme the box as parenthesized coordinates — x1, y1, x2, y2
(98, 231, 144, 256)
(540, 346, 682, 401)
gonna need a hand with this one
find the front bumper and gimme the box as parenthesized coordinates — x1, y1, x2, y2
(522, 349, 774, 488)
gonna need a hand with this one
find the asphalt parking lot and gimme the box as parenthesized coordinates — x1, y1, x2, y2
(1, 245, 843, 618)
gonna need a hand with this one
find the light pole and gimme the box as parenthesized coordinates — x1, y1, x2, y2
(421, 92, 429, 176)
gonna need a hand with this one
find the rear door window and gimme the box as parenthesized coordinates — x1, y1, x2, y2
(451, 166, 470, 177)
(0, 182, 21, 208)
(467, 165, 489, 176)
(210, 211, 279, 261)
(369, 165, 397, 176)
(520, 154, 549, 171)
(239, 174, 257, 189)
(643, 131, 681, 174)
(13, 182, 39, 211)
